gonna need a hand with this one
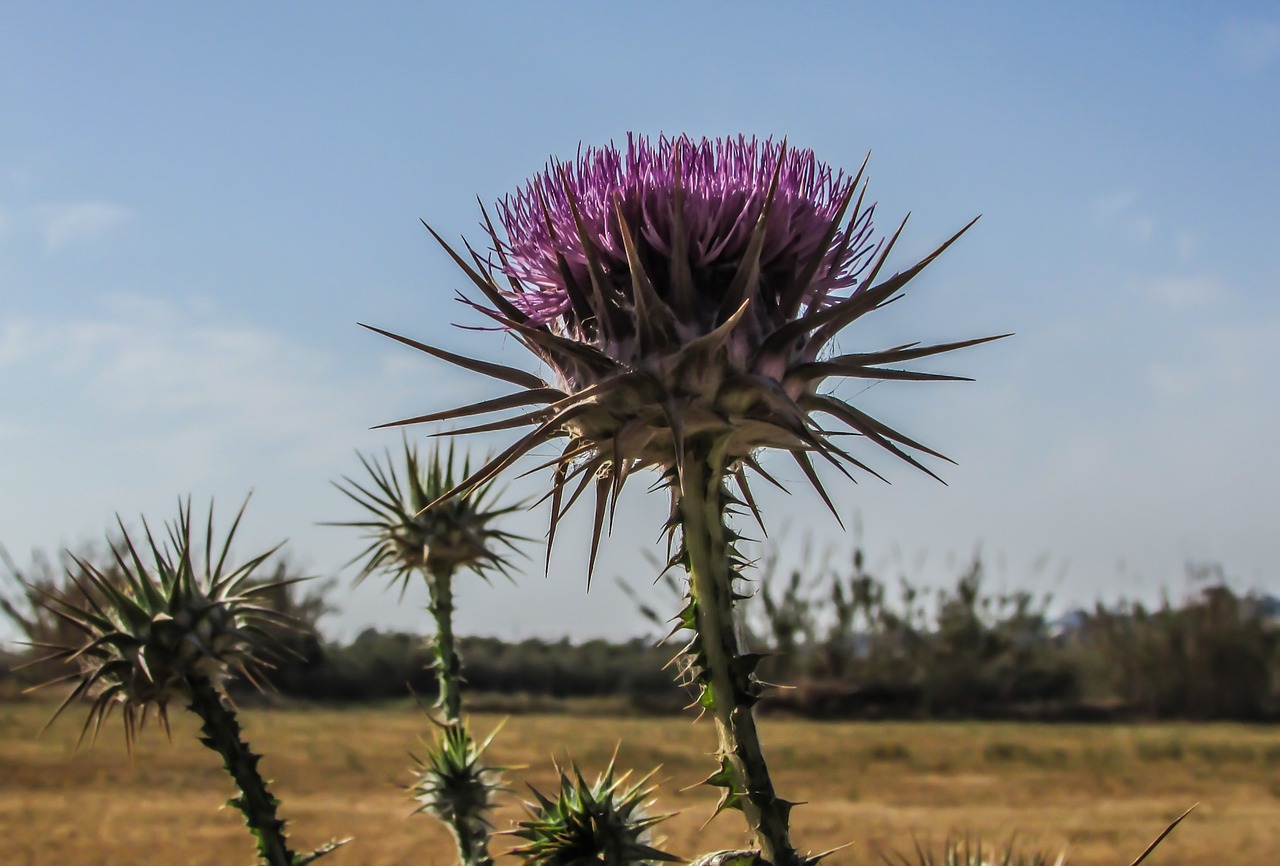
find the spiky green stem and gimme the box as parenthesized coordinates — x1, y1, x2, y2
(186, 674, 296, 866)
(426, 564, 463, 722)
(414, 721, 499, 866)
(450, 810, 494, 866)
(678, 443, 797, 866)
(424, 566, 493, 866)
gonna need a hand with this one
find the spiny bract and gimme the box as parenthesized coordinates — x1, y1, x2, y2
(508, 758, 678, 866)
(28, 496, 297, 746)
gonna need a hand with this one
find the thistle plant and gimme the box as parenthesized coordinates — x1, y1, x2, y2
(331, 440, 525, 865)
(367, 134, 1005, 865)
(363, 131, 1008, 859)
(411, 717, 507, 866)
(329, 439, 525, 721)
(508, 757, 678, 866)
(26, 497, 345, 866)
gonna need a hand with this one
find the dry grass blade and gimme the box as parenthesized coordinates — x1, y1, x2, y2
(1127, 804, 1196, 866)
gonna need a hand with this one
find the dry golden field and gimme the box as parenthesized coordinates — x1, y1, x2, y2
(1, 700, 1277, 865)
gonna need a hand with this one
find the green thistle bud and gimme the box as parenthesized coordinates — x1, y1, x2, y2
(508, 757, 678, 866)
(411, 718, 507, 866)
(28, 496, 296, 747)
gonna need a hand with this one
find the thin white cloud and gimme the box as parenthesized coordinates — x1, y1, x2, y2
(2, 294, 495, 485)
(1094, 194, 1209, 262)
(1147, 362, 1203, 401)
(1139, 275, 1224, 311)
(3, 166, 31, 189)
(381, 352, 436, 377)
(1093, 191, 1154, 243)
(0, 321, 37, 366)
(1148, 316, 1280, 399)
(37, 201, 131, 251)
(1175, 231, 1198, 263)
(4, 296, 425, 475)
(1200, 318, 1280, 388)
(1222, 20, 1280, 72)
(1093, 191, 1136, 215)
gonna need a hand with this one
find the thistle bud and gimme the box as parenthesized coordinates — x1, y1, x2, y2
(508, 758, 678, 866)
(411, 718, 506, 866)
(30, 496, 295, 747)
(329, 438, 528, 592)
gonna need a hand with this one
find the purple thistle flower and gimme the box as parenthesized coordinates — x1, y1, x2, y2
(364, 133, 1006, 570)
(495, 134, 875, 328)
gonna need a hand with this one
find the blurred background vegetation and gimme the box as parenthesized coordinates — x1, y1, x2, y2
(3, 540, 1278, 720)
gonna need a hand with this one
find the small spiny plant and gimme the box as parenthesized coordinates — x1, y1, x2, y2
(24, 496, 347, 866)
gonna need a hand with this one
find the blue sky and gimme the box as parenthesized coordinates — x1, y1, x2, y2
(2, 3, 1278, 643)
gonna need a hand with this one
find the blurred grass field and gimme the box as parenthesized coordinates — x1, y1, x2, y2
(1, 700, 1277, 865)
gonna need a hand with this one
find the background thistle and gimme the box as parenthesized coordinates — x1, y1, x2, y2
(368, 134, 1005, 865)
(29, 496, 290, 745)
(329, 438, 527, 721)
(27, 496, 344, 866)
(411, 717, 507, 866)
(508, 757, 678, 866)
(332, 439, 528, 866)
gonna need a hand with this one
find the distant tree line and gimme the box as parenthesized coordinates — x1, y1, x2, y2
(262, 630, 676, 705)
(737, 552, 1280, 721)
(4, 542, 1279, 720)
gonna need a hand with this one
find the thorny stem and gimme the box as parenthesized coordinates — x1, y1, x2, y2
(427, 564, 464, 722)
(425, 566, 494, 866)
(448, 800, 495, 866)
(186, 674, 296, 866)
(678, 443, 797, 866)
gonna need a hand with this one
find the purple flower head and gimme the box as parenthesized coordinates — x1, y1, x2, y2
(367, 134, 1004, 571)
(493, 134, 876, 333)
